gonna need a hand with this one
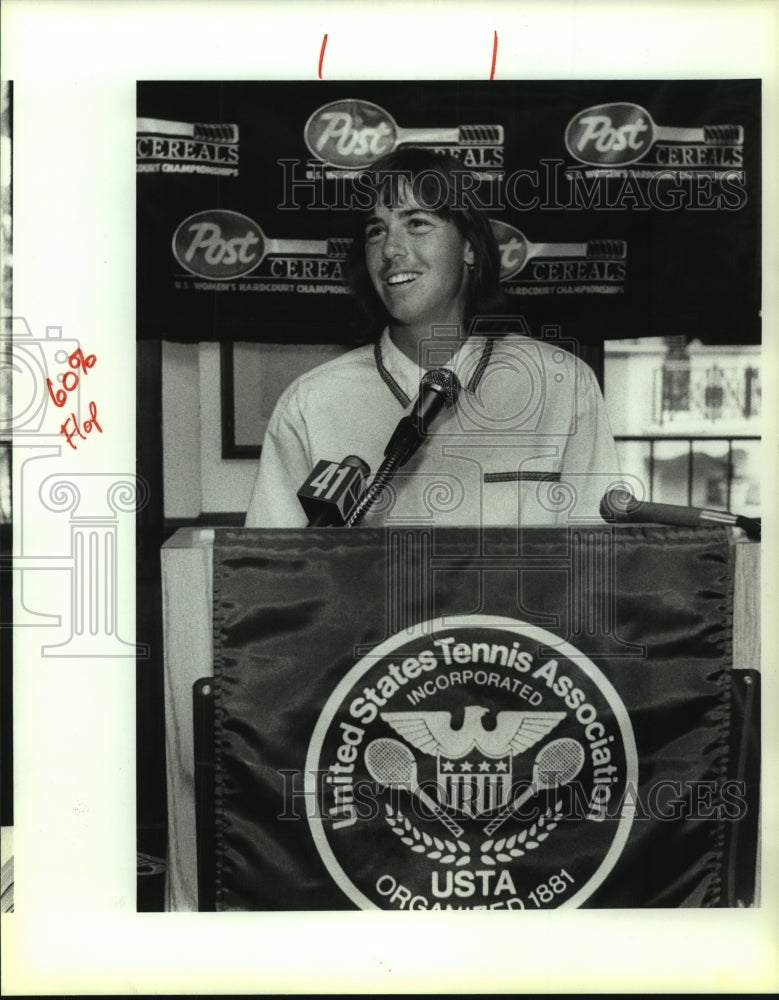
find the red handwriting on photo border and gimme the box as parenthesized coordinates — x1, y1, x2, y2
(46, 346, 103, 450)
(316, 31, 498, 79)
(319, 34, 327, 79)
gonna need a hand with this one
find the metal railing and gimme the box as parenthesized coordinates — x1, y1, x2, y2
(614, 435, 760, 510)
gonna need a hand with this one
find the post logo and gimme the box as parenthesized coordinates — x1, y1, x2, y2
(305, 98, 505, 170)
(491, 219, 627, 283)
(492, 219, 533, 279)
(305, 99, 396, 168)
(565, 103, 654, 166)
(565, 101, 745, 168)
(172, 209, 263, 279)
(306, 615, 637, 910)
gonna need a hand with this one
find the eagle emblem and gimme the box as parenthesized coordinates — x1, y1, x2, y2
(380, 706, 565, 818)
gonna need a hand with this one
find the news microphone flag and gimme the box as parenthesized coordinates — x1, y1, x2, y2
(297, 455, 370, 526)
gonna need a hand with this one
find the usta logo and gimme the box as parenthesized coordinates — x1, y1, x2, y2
(172, 209, 263, 279)
(565, 102, 654, 166)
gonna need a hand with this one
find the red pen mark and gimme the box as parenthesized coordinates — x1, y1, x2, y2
(44, 345, 103, 450)
(69, 347, 96, 374)
(490, 30, 498, 80)
(319, 33, 328, 79)
(46, 346, 98, 408)
(60, 402, 103, 451)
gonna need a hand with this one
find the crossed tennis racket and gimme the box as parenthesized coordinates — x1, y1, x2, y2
(364, 736, 586, 840)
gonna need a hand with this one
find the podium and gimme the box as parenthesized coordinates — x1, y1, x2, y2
(162, 525, 760, 911)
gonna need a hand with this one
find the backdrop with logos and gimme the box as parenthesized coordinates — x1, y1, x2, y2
(137, 79, 760, 347)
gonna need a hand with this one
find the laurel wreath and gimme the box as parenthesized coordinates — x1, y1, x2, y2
(383, 800, 565, 866)
(479, 801, 564, 865)
(384, 804, 471, 865)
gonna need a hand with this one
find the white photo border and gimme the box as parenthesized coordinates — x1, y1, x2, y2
(2, 0, 778, 994)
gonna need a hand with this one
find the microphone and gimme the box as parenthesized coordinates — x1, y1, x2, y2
(384, 367, 461, 467)
(345, 368, 461, 528)
(600, 489, 761, 541)
(297, 455, 371, 526)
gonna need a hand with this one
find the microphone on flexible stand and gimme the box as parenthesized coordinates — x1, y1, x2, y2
(297, 455, 371, 526)
(599, 488, 761, 541)
(346, 368, 461, 527)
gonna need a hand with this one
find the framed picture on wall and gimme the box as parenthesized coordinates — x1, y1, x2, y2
(220, 341, 349, 458)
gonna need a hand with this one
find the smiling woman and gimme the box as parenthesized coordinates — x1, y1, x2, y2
(244, 148, 621, 528)
(363, 197, 471, 353)
(344, 148, 505, 349)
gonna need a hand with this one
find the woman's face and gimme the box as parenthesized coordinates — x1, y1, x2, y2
(364, 181, 473, 332)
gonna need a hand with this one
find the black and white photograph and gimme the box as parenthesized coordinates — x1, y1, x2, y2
(3, 0, 778, 993)
(137, 77, 762, 914)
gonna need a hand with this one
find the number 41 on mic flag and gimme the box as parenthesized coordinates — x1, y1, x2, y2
(297, 456, 370, 526)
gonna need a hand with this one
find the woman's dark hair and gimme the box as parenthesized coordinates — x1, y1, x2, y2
(343, 147, 506, 341)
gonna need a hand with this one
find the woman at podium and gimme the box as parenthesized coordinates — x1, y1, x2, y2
(245, 149, 619, 528)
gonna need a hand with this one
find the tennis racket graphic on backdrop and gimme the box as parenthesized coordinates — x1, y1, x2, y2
(483, 737, 586, 838)
(364, 738, 465, 839)
(305, 99, 504, 169)
(565, 101, 744, 167)
(137, 117, 239, 143)
(172, 209, 353, 281)
(491, 220, 626, 280)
